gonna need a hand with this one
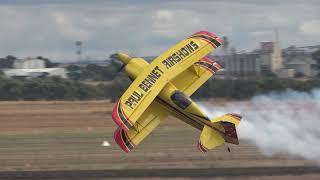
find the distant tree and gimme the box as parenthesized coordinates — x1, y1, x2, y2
(0, 55, 16, 68)
(37, 56, 58, 68)
(312, 49, 320, 65)
(66, 65, 81, 71)
(6, 55, 17, 61)
(294, 72, 305, 78)
(66, 65, 82, 80)
(109, 75, 130, 100)
(66, 63, 120, 81)
(312, 49, 320, 76)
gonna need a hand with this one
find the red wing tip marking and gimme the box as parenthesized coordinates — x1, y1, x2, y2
(114, 127, 134, 153)
(111, 101, 126, 129)
(191, 31, 224, 45)
(111, 101, 120, 125)
(192, 31, 217, 39)
(111, 100, 131, 131)
(196, 56, 222, 74)
(202, 56, 222, 70)
(215, 37, 223, 45)
(213, 61, 222, 70)
(197, 141, 209, 152)
(211, 58, 222, 69)
(201, 56, 214, 64)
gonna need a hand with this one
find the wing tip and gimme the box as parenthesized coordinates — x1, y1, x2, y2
(114, 127, 134, 153)
(111, 100, 125, 129)
(112, 100, 131, 131)
(196, 56, 222, 74)
(192, 30, 224, 45)
(202, 56, 222, 70)
(192, 31, 217, 38)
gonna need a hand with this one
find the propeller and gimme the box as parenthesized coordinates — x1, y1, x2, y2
(109, 53, 132, 81)
(117, 64, 126, 73)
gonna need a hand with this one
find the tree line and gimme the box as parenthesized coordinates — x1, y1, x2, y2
(0, 76, 128, 101)
(0, 75, 319, 101)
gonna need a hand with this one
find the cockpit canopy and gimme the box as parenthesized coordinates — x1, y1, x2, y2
(170, 90, 192, 109)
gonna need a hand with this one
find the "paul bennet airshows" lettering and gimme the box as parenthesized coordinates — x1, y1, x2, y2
(124, 40, 199, 110)
(124, 66, 163, 109)
(162, 41, 199, 69)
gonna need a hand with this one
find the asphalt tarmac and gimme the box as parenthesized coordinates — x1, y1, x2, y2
(1, 166, 320, 179)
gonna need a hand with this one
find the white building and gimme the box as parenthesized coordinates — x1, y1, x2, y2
(3, 58, 67, 79)
(285, 56, 317, 77)
(13, 58, 46, 69)
(4, 68, 67, 79)
(271, 30, 284, 72)
(258, 38, 288, 77)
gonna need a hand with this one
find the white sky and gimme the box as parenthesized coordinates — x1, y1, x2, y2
(0, 0, 319, 61)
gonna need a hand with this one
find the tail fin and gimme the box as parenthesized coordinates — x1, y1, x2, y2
(197, 113, 242, 152)
(218, 121, 239, 145)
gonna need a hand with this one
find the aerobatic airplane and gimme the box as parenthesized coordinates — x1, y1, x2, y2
(111, 31, 242, 153)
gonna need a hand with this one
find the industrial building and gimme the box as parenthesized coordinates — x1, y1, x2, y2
(3, 58, 67, 79)
(213, 31, 318, 78)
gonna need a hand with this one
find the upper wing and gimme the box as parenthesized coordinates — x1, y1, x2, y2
(114, 100, 169, 152)
(115, 31, 223, 130)
(171, 56, 221, 96)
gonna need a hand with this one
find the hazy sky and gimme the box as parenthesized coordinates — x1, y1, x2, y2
(0, 0, 319, 61)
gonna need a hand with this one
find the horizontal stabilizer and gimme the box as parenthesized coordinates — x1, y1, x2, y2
(210, 113, 242, 127)
(198, 125, 225, 152)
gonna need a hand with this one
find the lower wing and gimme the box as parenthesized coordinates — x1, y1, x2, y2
(114, 100, 169, 153)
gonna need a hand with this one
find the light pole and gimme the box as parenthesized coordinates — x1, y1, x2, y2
(75, 41, 83, 61)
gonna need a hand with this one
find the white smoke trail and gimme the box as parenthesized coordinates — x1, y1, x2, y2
(198, 89, 320, 162)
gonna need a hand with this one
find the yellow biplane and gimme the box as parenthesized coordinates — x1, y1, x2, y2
(111, 31, 242, 153)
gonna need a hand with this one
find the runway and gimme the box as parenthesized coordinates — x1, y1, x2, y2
(1, 166, 320, 179)
(1, 101, 319, 179)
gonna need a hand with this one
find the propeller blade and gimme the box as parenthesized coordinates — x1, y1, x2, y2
(118, 64, 125, 72)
